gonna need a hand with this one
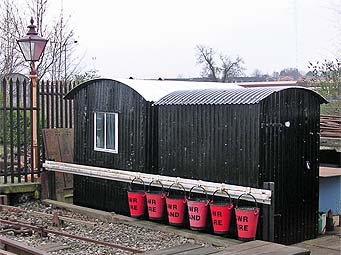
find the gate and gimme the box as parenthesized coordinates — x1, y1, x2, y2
(0, 78, 76, 184)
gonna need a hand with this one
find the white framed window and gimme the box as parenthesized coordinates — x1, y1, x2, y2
(94, 112, 118, 153)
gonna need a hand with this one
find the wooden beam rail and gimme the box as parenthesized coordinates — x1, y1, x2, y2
(43, 161, 272, 205)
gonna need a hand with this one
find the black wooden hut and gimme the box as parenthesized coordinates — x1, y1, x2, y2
(154, 87, 327, 244)
(64, 78, 240, 214)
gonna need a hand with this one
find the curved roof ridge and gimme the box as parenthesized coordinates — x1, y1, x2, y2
(153, 86, 327, 105)
(64, 78, 242, 102)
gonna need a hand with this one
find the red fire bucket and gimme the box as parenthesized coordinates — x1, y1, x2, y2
(127, 177, 146, 218)
(146, 180, 166, 221)
(235, 193, 260, 241)
(210, 189, 234, 235)
(166, 183, 187, 226)
(187, 185, 209, 231)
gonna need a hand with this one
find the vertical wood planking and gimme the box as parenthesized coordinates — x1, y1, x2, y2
(72, 80, 150, 214)
(263, 182, 275, 242)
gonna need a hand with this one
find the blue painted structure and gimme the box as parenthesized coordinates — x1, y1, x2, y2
(319, 176, 341, 214)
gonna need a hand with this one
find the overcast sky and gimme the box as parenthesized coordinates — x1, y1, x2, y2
(59, 0, 339, 79)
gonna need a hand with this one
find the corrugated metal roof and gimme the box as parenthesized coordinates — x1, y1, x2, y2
(64, 78, 242, 102)
(154, 86, 327, 105)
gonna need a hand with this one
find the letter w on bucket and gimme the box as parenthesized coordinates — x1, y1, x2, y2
(166, 182, 187, 226)
(187, 185, 209, 231)
(235, 193, 260, 241)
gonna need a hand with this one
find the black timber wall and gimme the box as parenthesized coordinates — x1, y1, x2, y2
(71, 84, 322, 244)
(259, 89, 320, 244)
(156, 103, 262, 239)
(72, 80, 156, 215)
(157, 104, 261, 187)
(156, 89, 321, 244)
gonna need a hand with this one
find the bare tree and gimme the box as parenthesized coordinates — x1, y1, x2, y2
(220, 54, 244, 82)
(308, 59, 340, 115)
(0, 0, 81, 81)
(196, 44, 244, 82)
(328, 0, 341, 57)
(0, 0, 26, 78)
(196, 45, 219, 81)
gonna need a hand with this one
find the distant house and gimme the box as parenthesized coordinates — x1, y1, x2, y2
(163, 77, 307, 88)
(225, 76, 277, 83)
(236, 81, 299, 88)
(304, 71, 315, 81)
(164, 76, 277, 83)
(319, 115, 341, 215)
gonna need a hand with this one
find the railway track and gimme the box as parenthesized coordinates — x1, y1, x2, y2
(0, 218, 143, 253)
(0, 201, 204, 254)
(0, 235, 48, 255)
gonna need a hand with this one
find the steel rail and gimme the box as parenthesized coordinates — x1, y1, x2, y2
(0, 228, 32, 235)
(0, 219, 143, 253)
(0, 204, 96, 226)
(0, 235, 48, 255)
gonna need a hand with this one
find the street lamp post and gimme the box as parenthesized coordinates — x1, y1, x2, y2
(17, 17, 48, 171)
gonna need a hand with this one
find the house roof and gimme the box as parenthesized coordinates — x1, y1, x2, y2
(237, 81, 299, 88)
(64, 78, 242, 102)
(154, 86, 327, 105)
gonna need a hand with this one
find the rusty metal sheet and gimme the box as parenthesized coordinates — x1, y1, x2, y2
(42, 128, 73, 163)
(42, 128, 74, 201)
(56, 129, 73, 163)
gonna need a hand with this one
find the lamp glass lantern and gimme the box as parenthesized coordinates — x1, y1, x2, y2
(17, 17, 48, 64)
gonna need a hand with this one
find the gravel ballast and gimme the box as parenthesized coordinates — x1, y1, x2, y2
(0, 200, 208, 254)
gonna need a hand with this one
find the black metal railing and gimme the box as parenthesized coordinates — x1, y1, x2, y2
(0, 78, 76, 184)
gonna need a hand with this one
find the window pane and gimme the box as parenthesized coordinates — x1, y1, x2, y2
(106, 114, 116, 150)
(96, 113, 105, 148)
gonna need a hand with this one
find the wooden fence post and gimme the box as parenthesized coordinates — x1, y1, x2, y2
(263, 182, 275, 242)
